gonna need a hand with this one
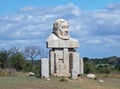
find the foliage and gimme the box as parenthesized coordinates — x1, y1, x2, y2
(0, 49, 10, 68)
(83, 57, 96, 73)
(96, 64, 111, 74)
(0, 46, 45, 76)
(1, 46, 120, 76)
(8, 53, 26, 71)
(23, 61, 33, 72)
(115, 64, 120, 71)
(83, 56, 120, 74)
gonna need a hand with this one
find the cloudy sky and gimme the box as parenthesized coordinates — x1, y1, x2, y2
(0, 0, 120, 58)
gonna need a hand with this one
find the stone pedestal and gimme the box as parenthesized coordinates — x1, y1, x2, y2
(41, 58, 49, 78)
(45, 19, 84, 79)
(46, 34, 80, 78)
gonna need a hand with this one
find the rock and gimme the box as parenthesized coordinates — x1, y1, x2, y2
(99, 80, 104, 82)
(28, 72, 34, 76)
(87, 74, 96, 79)
(46, 78, 51, 81)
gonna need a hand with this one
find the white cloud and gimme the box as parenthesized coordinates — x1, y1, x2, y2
(0, 3, 120, 58)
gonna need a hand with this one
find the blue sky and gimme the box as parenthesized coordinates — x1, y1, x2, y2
(0, 0, 120, 58)
(1, 0, 120, 15)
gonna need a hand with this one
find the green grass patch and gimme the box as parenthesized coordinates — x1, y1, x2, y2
(0, 75, 120, 89)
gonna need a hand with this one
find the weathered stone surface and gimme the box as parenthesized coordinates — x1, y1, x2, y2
(80, 58, 84, 74)
(46, 34, 79, 48)
(46, 19, 83, 79)
(49, 50, 54, 74)
(41, 58, 49, 78)
(72, 52, 80, 74)
(71, 70, 78, 79)
(53, 19, 70, 40)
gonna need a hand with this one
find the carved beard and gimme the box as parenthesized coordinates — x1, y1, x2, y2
(56, 29, 70, 40)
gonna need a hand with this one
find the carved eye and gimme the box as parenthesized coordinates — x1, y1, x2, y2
(62, 26, 66, 29)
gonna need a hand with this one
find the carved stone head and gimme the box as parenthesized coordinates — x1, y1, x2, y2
(53, 19, 70, 40)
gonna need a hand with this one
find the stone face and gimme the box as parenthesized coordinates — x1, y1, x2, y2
(41, 58, 49, 78)
(53, 19, 70, 40)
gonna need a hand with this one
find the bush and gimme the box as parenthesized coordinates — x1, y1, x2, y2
(8, 53, 26, 71)
(84, 59, 96, 73)
(23, 61, 32, 72)
(97, 64, 111, 74)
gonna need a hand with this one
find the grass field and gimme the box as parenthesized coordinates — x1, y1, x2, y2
(0, 75, 120, 89)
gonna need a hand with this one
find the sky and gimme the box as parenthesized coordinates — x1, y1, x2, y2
(0, 0, 120, 58)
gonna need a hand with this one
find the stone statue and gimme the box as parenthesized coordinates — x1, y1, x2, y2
(46, 19, 83, 78)
(53, 19, 70, 40)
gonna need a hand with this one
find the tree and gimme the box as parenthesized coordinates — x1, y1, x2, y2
(8, 53, 26, 71)
(0, 49, 10, 68)
(83, 57, 96, 73)
(9, 46, 20, 54)
(115, 59, 120, 71)
(23, 45, 44, 66)
(96, 64, 111, 74)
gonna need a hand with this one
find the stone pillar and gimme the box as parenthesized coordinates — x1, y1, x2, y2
(54, 49, 67, 76)
(50, 50, 54, 75)
(70, 52, 80, 79)
(80, 58, 84, 74)
(72, 52, 80, 74)
(63, 48, 70, 77)
(41, 58, 49, 78)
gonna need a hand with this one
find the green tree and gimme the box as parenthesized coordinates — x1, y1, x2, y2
(9, 53, 26, 71)
(23, 61, 33, 72)
(97, 64, 111, 74)
(0, 49, 10, 68)
(115, 59, 120, 71)
(83, 57, 96, 73)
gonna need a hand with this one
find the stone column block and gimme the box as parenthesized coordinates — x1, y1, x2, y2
(41, 58, 49, 78)
(72, 52, 80, 75)
(80, 58, 84, 74)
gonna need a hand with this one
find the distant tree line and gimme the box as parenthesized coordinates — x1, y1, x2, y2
(83, 56, 120, 74)
(0, 45, 47, 73)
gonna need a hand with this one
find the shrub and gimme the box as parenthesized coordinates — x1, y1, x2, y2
(97, 64, 111, 74)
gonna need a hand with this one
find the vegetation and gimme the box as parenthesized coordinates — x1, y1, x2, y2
(83, 56, 120, 74)
(0, 45, 120, 77)
(0, 46, 120, 89)
(0, 46, 44, 76)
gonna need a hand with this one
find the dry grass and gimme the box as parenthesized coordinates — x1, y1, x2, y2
(0, 69, 25, 77)
(0, 75, 120, 89)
